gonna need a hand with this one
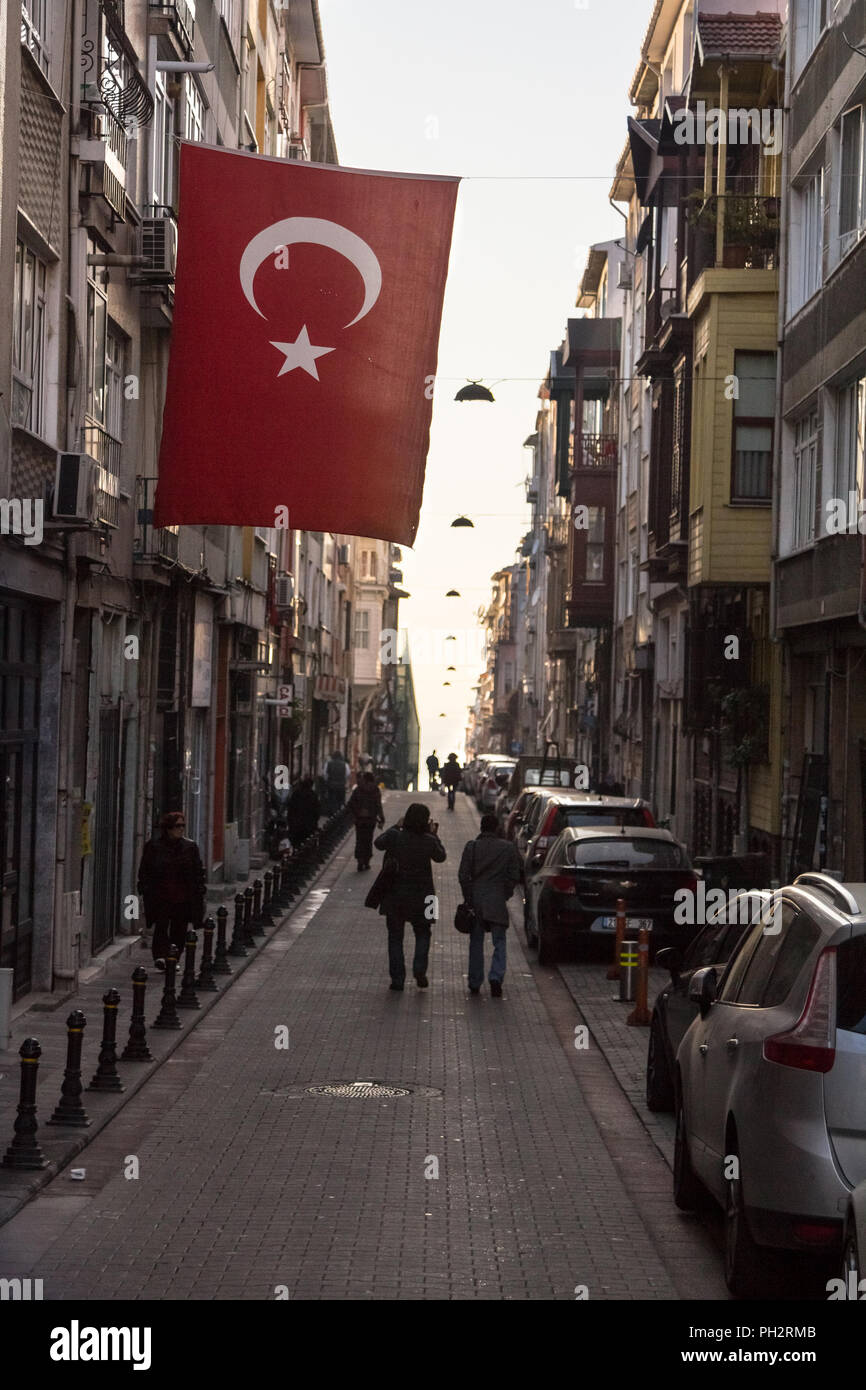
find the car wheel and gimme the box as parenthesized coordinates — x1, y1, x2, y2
(673, 1086, 705, 1211)
(724, 1140, 765, 1299)
(842, 1216, 861, 1296)
(646, 1015, 675, 1112)
(537, 908, 559, 965)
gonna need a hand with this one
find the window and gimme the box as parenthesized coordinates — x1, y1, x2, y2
(790, 172, 823, 312)
(837, 107, 866, 260)
(795, 0, 827, 75)
(353, 608, 370, 650)
(732, 351, 775, 501)
(21, 0, 49, 74)
(12, 240, 47, 435)
(793, 409, 821, 547)
(219, 0, 238, 46)
(360, 550, 377, 581)
(834, 377, 866, 502)
(185, 78, 204, 143)
(734, 906, 820, 1007)
(151, 72, 175, 208)
(586, 506, 605, 582)
(837, 937, 866, 1034)
(566, 837, 686, 868)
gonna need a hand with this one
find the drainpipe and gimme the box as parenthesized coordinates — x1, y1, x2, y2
(716, 65, 729, 266)
(772, 42, 793, 875)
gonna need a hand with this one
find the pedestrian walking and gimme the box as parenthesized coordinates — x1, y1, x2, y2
(441, 752, 462, 810)
(372, 804, 446, 991)
(137, 812, 206, 972)
(458, 813, 523, 997)
(324, 749, 349, 813)
(348, 772, 385, 870)
(425, 750, 440, 790)
(287, 774, 321, 848)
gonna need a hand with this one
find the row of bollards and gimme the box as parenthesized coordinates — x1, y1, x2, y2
(2, 807, 353, 1174)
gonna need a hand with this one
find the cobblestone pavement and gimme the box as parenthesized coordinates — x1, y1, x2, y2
(0, 793, 726, 1300)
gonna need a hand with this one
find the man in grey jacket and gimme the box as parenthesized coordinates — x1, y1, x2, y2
(458, 813, 523, 997)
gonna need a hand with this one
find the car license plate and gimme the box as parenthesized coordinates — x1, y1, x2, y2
(593, 915, 654, 932)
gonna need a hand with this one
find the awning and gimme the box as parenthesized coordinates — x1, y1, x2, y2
(314, 675, 347, 702)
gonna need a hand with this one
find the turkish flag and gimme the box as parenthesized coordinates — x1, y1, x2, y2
(153, 144, 459, 544)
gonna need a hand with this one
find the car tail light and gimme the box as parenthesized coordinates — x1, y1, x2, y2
(549, 874, 576, 895)
(642, 809, 655, 826)
(763, 947, 836, 1073)
(791, 1221, 838, 1247)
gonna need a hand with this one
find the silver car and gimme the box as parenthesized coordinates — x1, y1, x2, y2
(674, 872, 866, 1297)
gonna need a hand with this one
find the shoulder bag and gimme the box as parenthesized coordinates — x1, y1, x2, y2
(454, 842, 478, 934)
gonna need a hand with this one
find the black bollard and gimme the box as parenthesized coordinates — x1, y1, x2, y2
(197, 916, 219, 992)
(2, 1038, 48, 1170)
(213, 905, 232, 975)
(274, 859, 289, 907)
(176, 929, 201, 1009)
(242, 885, 256, 947)
(249, 880, 265, 938)
(47, 1011, 90, 1127)
(121, 967, 153, 1061)
(228, 893, 248, 958)
(152, 951, 182, 1029)
(87, 989, 124, 1092)
(261, 869, 276, 924)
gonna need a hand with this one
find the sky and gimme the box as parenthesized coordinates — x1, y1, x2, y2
(318, 0, 652, 764)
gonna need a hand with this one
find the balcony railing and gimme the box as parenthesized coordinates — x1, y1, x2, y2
(84, 420, 121, 527)
(135, 476, 179, 562)
(688, 193, 780, 278)
(148, 0, 196, 58)
(575, 433, 618, 470)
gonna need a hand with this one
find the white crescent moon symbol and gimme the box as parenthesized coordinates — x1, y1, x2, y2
(239, 217, 382, 328)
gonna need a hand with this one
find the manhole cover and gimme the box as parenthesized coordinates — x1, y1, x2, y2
(305, 1081, 411, 1098)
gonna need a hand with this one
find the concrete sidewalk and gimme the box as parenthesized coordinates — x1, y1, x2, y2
(0, 793, 723, 1300)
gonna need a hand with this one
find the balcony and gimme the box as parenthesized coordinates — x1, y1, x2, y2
(687, 193, 780, 280)
(575, 433, 617, 472)
(134, 476, 179, 562)
(84, 421, 121, 526)
(148, 0, 196, 58)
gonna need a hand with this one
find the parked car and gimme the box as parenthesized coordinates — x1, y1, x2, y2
(495, 752, 581, 824)
(673, 872, 866, 1297)
(525, 826, 696, 964)
(478, 760, 515, 812)
(516, 791, 655, 870)
(841, 1179, 866, 1298)
(464, 754, 509, 802)
(645, 890, 774, 1112)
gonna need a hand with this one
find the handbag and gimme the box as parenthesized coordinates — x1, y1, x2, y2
(364, 851, 399, 910)
(454, 843, 478, 934)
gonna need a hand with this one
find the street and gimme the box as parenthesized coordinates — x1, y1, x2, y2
(0, 795, 728, 1301)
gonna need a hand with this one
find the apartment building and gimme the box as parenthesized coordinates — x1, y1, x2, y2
(776, 0, 866, 877)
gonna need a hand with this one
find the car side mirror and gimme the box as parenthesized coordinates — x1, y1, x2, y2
(656, 946, 683, 980)
(688, 966, 718, 1017)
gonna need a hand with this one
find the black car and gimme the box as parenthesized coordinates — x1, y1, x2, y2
(526, 826, 696, 965)
(645, 889, 773, 1112)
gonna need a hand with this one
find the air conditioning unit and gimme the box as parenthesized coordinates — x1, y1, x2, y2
(617, 261, 632, 290)
(337, 544, 350, 565)
(140, 213, 178, 279)
(275, 572, 295, 608)
(53, 453, 98, 523)
(287, 136, 310, 160)
(526, 476, 540, 502)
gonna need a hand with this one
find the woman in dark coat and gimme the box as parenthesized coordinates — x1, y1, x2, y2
(347, 772, 385, 870)
(286, 774, 321, 848)
(374, 803, 446, 990)
(137, 811, 206, 970)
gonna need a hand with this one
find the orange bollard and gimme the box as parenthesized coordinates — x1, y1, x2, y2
(606, 898, 627, 980)
(627, 925, 652, 1026)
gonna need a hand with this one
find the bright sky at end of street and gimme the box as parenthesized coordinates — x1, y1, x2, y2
(318, 0, 652, 766)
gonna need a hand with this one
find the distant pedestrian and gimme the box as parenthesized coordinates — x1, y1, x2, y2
(373, 803, 446, 990)
(458, 813, 522, 997)
(325, 749, 349, 813)
(441, 752, 462, 810)
(426, 750, 440, 790)
(137, 812, 206, 972)
(287, 774, 320, 848)
(348, 772, 385, 870)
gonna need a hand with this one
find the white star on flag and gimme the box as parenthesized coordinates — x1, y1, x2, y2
(270, 325, 335, 379)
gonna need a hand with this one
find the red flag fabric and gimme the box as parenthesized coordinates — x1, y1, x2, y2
(153, 144, 459, 544)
